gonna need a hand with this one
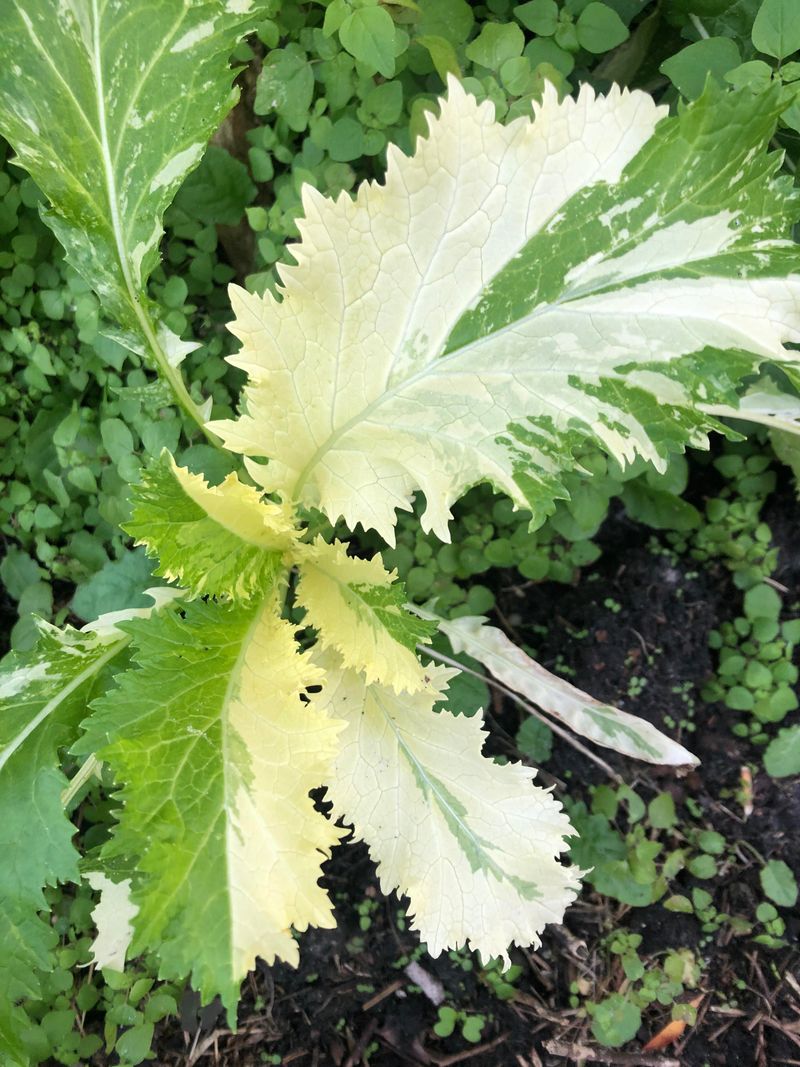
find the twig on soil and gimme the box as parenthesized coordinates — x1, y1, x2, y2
(420, 645, 623, 783)
(432, 1031, 509, 1066)
(186, 1028, 226, 1065)
(513, 991, 574, 1025)
(343, 1018, 378, 1067)
(361, 979, 404, 1012)
(543, 1040, 680, 1066)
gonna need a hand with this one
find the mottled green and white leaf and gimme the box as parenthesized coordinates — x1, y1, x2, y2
(426, 612, 698, 766)
(125, 453, 297, 601)
(0, 618, 131, 1062)
(314, 656, 581, 964)
(295, 538, 435, 693)
(213, 78, 800, 543)
(80, 600, 344, 1018)
(0, 0, 257, 424)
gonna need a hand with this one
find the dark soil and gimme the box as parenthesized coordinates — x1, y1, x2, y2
(144, 472, 800, 1067)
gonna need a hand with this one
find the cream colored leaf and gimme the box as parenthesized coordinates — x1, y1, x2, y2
(428, 612, 698, 766)
(314, 658, 581, 965)
(295, 539, 434, 693)
(211, 79, 800, 543)
(86, 873, 138, 972)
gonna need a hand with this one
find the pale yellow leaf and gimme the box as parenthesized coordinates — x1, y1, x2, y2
(295, 539, 431, 693)
(214, 605, 346, 974)
(314, 656, 581, 965)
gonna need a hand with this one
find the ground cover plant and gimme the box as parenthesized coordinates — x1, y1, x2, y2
(1, 0, 800, 1065)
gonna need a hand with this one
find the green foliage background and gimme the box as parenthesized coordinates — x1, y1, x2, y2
(6, 0, 797, 655)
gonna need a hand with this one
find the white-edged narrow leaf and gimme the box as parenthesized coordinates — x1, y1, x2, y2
(0, 617, 132, 1062)
(125, 452, 297, 601)
(295, 538, 435, 693)
(702, 380, 800, 435)
(80, 599, 345, 1018)
(212, 78, 800, 543)
(0, 0, 257, 426)
(314, 657, 581, 964)
(86, 873, 138, 972)
(429, 612, 698, 766)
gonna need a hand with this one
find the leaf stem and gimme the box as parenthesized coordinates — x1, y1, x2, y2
(689, 14, 709, 39)
(61, 753, 102, 810)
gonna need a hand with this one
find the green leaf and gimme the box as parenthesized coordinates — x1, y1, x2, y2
(124, 453, 296, 602)
(661, 38, 742, 100)
(0, 0, 256, 430)
(212, 80, 800, 543)
(724, 59, 774, 91)
(0, 549, 42, 601)
(0, 618, 131, 1062)
(339, 4, 397, 77)
(516, 715, 554, 763)
(465, 22, 525, 70)
(515, 0, 559, 35)
(743, 583, 783, 621)
(760, 858, 798, 907)
(648, 792, 676, 829)
(174, 145, 256, 226)
(590, 994, 641, 1048)
(621, 481, 701, 531)
(688, 854, 717, 879)
(416, 35, 462, 81)
(524, 36, 576, 75)
(764, 724, 800, 776)
(327, 116, 366, 162)
(254, 46, 316, 133)
(71, 549, 159, 623)
(80, 599, 344, 1020)
(576, 3, 629, 54)
(100, 417, 134, 467)
(427, 632, 490, 718)
(360, 80, 405, 128)
(417, 0, 474, 44)
(115, 1023, 154, 1065)
(753, 0, 800, 59)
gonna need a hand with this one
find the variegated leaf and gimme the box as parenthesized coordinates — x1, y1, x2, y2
(314, 656, 581, 965)
(212, 78, 800, 543)
(0, 610, 144, 1063)
(80, 599, 344, 1018)
(427, 611, 698, 766)
(125, 452, 297, 601)
(294, 538, 435, 693)
(0, 0, 257, 425)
